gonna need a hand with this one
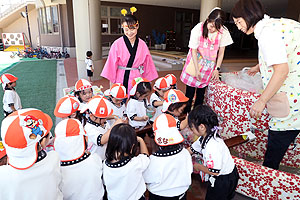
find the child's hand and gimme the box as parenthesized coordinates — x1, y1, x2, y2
(137, 136, 143, 143)
(142, 116, 149, 121)
(113, 118, 124, 126)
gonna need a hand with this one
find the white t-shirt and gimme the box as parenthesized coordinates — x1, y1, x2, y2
(149, 92, 163, 122)
(192, 136, 235, 175)
(103, 154, 150, 200)
(143, 147, 193, 197)
(60, 153, 104, 200)
(84, 121, 111, 160)
(254, 15, 288, 67)
(0, 151, 63, 200)
(3, 89, 22, 113)
(188, 22, 233, 49)
(107, 100, 126, 127)
(85, 58, 93, 70)
(126, 98, 148, 128)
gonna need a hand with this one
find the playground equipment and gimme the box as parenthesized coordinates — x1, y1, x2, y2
(2, 33, 30, 52)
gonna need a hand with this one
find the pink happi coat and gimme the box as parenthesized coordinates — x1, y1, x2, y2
(101, 37, 158, 93)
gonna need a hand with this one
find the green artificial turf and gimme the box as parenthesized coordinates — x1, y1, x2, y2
(0, 60, 57, 138)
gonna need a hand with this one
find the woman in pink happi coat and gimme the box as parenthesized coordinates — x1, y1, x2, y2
(101, 12, 158, 93)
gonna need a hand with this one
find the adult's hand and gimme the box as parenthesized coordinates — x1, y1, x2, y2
(250, 98, 266, 119)
(247, 64, 260, 76)
(211, 69, 219, 80)
(196, 70, 202, 81)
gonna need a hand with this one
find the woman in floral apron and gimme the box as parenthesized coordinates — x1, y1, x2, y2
(232, 0, 300, 170)
(180, 8, 233, 113)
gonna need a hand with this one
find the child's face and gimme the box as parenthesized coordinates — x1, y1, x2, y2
(169, 104, 186, 117)
(112, 97, 123, 106)
(8, 81, 16, 88)
(90, 113, 107, 126)
(122, 22, 138, 41)
(79, 88, 93, 103)
(190, 124, 207, 137)
(136, 91, 151, 101)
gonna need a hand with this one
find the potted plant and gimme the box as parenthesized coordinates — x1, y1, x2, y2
(152, 30, 166, 50)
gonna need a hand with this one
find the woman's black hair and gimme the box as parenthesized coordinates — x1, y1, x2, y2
(105, 123, 138, 162)
(122, 14, 138, 26)
(231, 0, 265, 31)
(202, 8, 226, 39)
(136, 81, 151, 96)
(167, 101, 187, 113)
(188, 105, 220, 149)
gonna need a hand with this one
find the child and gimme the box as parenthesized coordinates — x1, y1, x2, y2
(0, 108, 63, 199)
(81, 95, 123, 160)
(149, 77, 170, 122)
(85, 50, 94, 82)
(74, 79, 93, 104)
(1, 73, 22, 117)
(188, 105, 239, 200)
(126, 77, 152, 129)
(54, 96, 104, 199)
(104, 83, 128, 126)
(162, 89, 189, 131)
(165, 74, 177, 89)
(144, 113, 193, 200)
(103, 123, 149, 200)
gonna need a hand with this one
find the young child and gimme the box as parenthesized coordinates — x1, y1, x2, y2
(0, 108, 63, 199)
(162, 89, 189, 131)
(144, 113, 193, 200)
(165, 74, 177, 89)
(149, 77, 170, 122)
(74, 78, 93, 104)
(1, 73, 22, 117)
(104, 83, 128, 126)
(188, 105, 239, 200)
(126, 77, 152, 129)
(103, 123, 149, 200)
(54, 96, 104, 199)
(85, 50, 94, 82)
(81, 95, 123, 160)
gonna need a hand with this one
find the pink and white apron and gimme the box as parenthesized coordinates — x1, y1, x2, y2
(180, 24, 222, 88)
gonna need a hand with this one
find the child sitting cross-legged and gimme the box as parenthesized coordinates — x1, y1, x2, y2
(143, 113, 193, 200)
(54, 95, 104, 199)
(81, 95, 124, 160)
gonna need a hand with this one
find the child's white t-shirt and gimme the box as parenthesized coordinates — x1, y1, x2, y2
(3, 89, 22, 113)
(126, 98, 148, 128)
(103, 154, 150, 200)
(107, 99, 126, 127)
(60, 153, 104, 200)
(84, 120, 111, 160)
(143, 147, 193, 197)
(85, 58, 93, 70)
(0, 151, 63, 200)
(191, 136, 235, 175)
(149, 92, 163, 122)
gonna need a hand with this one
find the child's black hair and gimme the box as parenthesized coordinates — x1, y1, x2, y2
(188, 105, 220, 149)
(135, 81, 151, 96)
(202, 8, 226, 39)
(167, 102, 187, 113)
(105, 123, 138, 162)
(86, 51, 93, 57)
(122, 14, 138, 27)
(74, 88, 93, 103)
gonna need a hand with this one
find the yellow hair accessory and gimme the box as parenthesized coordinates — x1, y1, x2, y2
(130, 7, 137, 14)
(121, 9, 127, 16)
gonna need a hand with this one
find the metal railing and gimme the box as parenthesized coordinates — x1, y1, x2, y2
(0, 0, 35, 20)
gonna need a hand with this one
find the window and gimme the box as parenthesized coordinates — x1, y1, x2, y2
(101, 6, 126, 35)
(38, 6, 59, 34)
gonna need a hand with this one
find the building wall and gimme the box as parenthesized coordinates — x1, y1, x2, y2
(2, 9, 39, 48)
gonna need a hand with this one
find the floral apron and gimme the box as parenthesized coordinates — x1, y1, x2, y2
(259, 18, 300, 131)
(180, 24, 222, 88)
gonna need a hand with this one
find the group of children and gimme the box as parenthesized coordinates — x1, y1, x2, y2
(0, 72, 239, 200)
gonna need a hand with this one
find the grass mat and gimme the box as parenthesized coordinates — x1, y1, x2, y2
(0, 60, 57, 137)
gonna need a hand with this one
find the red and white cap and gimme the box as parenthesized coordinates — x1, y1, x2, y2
(153, 113, 184, 146)
(129, 77, 150, 96)
(162, 89, 189, 112)
(54, 118, 86, 162)
(0, 73, 18, 89)
(165, 74, 177, 86)
(154, 77, 170, 90)
(80, 95, 113, 118)
(1, 108, 52, 170)
(104, 83, 128, 99)
(75, 79, 92, 91)
(54, 95, 81, 118)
